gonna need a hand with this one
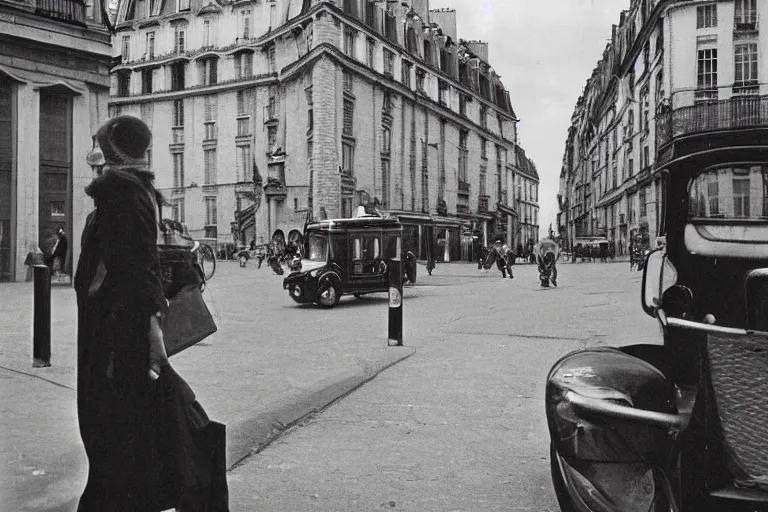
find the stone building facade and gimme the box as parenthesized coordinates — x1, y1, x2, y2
(0, 0, 112, 281)
(108, 0, 539, 260)
(558, 0, 766, 255)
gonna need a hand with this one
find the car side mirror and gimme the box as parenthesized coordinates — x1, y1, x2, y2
(641, 248, 678, 321)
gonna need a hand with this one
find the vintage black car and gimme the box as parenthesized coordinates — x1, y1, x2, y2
(546, 148, 768, 507)
(283, 215, 416, 308)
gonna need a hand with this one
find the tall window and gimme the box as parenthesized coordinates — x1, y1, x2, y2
(381, 158, 390, 208)
(200, 58, 217, 86)
(344, 29, 356, 57)
(235, 52, 253, 79)
(640, 87, 649, 133)
(173, 153, 184, 187)
(696, 4, 717, 28)
(171, 198, 185, 223)
(707, 174, 719, 215)
(343, 71, 353, 92)
(267, 126, 277, 148)
(438, 80, 448, 105)
(479, 105, 487, 128)
(236, 145, 251, 182)
(383, 49, 395, 76)
(141, 69, 153, 94)
(628, 158, 634, 177)
(122, 36, 130, 60)
(459, 95, 467, 117)
(481, 138, 487, 159)
(381, 126, 392, 153)
(202, 20, 210, 47)
(639, 187, 647, 217)
(367, 39, 376, 68)
(267, 45, 276, 73)
(174, 26, 185, 54)
(343, 99, 354, 136)
(735, 44, 758, 86)
(458, 131, 468, 182)
(733, 175, 751, 217)
(204, 149, 216, 184)
(342, 142, 354, 174)
(204, 95, 216, 139)
(204, 197, 217, 226)
(117, 71, 131, 97)
(612, 165, 618, 189)
(735, 0, 757, 27)
(145, 32, 155, 58)
(172, 99, 184, 126)
(416, 68, 425, 91)
(241, 10, 250, 39)
(697, 48, 718, 90)
(236, 89, 250, 115)
(170, 62, 185, 91)
(401, 60, 411, 87)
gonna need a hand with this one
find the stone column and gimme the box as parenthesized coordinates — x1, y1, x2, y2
(14, 84, 40, 282)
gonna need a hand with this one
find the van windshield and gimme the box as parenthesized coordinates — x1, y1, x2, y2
(307, 233, 328, 262)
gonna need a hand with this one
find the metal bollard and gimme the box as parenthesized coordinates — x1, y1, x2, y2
(388, 255, 403, 347)
(32, 265, 51, 368)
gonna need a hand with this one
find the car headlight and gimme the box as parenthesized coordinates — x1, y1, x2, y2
(560, 457, 657, 512)
(291, 285, 303, 297)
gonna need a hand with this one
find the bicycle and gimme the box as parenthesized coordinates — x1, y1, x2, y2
(192, 242, 216, 281)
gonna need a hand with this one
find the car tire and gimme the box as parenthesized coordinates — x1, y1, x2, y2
(316, 275, 341, 308)
(288, 285, 304, 304)
(550, 443, 579, 512)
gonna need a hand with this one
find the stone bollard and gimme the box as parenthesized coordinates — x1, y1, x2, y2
(388, 255, 403, 347)
(32, 265, 52, 368)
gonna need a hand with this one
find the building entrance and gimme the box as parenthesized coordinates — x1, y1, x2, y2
(38, 91, 72, 276)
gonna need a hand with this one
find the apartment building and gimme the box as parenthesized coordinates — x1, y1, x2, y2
(0, 0, 112, 281)
(108, 0, 538, 260)
(558, 0, 765, 255)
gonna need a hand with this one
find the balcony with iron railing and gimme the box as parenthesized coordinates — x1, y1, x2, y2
(656, 93, 768, 148)
(35, 0, 86, 25)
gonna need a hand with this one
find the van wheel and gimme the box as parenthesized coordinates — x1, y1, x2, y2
(316, 275, 341, 308)
(550, 444, 578, 512)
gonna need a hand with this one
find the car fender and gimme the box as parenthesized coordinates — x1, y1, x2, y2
(546, 346, 680, 466)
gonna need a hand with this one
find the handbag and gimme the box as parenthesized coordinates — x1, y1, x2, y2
(162, 283, 218, 357)
(144, 187, 218, 357)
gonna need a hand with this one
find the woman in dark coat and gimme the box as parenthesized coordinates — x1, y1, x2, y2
(75, 116, 228, 512)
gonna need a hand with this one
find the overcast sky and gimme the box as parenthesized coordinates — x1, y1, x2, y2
(432, 0, 624, 238)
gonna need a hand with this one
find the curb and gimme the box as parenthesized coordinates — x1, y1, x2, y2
(226, 344, 416, 470)
(18, 344, 416, 512)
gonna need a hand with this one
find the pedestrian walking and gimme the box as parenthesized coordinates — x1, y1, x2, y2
(47, 227, 68, 276)
(76, 116, 229, 512)
(477, 245, 488, 270)
(536, 238, 559, 287)
(485, 237, 513, 279)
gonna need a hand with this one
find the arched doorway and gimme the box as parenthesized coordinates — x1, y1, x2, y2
(272, 229, 286, 253)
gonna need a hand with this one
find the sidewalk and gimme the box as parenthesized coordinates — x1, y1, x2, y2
(0, 265, 414, 511)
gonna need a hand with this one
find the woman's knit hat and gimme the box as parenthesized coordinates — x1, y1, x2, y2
(92, 115, 152, 168)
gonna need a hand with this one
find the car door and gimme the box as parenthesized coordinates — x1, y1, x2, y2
(347, 231, 386, 292)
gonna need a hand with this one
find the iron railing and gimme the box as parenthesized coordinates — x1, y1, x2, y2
(656, 94, 768, 148)
(36, 0, 86, 24)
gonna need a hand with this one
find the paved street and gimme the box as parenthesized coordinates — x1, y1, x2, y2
(1, 258, 659, 511)
(226, 260, 661, 511)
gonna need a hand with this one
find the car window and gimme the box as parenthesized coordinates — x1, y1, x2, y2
(352, 235, 380, 260)
(689, 165, 768, 221)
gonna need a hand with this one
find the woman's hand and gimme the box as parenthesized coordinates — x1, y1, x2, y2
(148, 314, 168, 380)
